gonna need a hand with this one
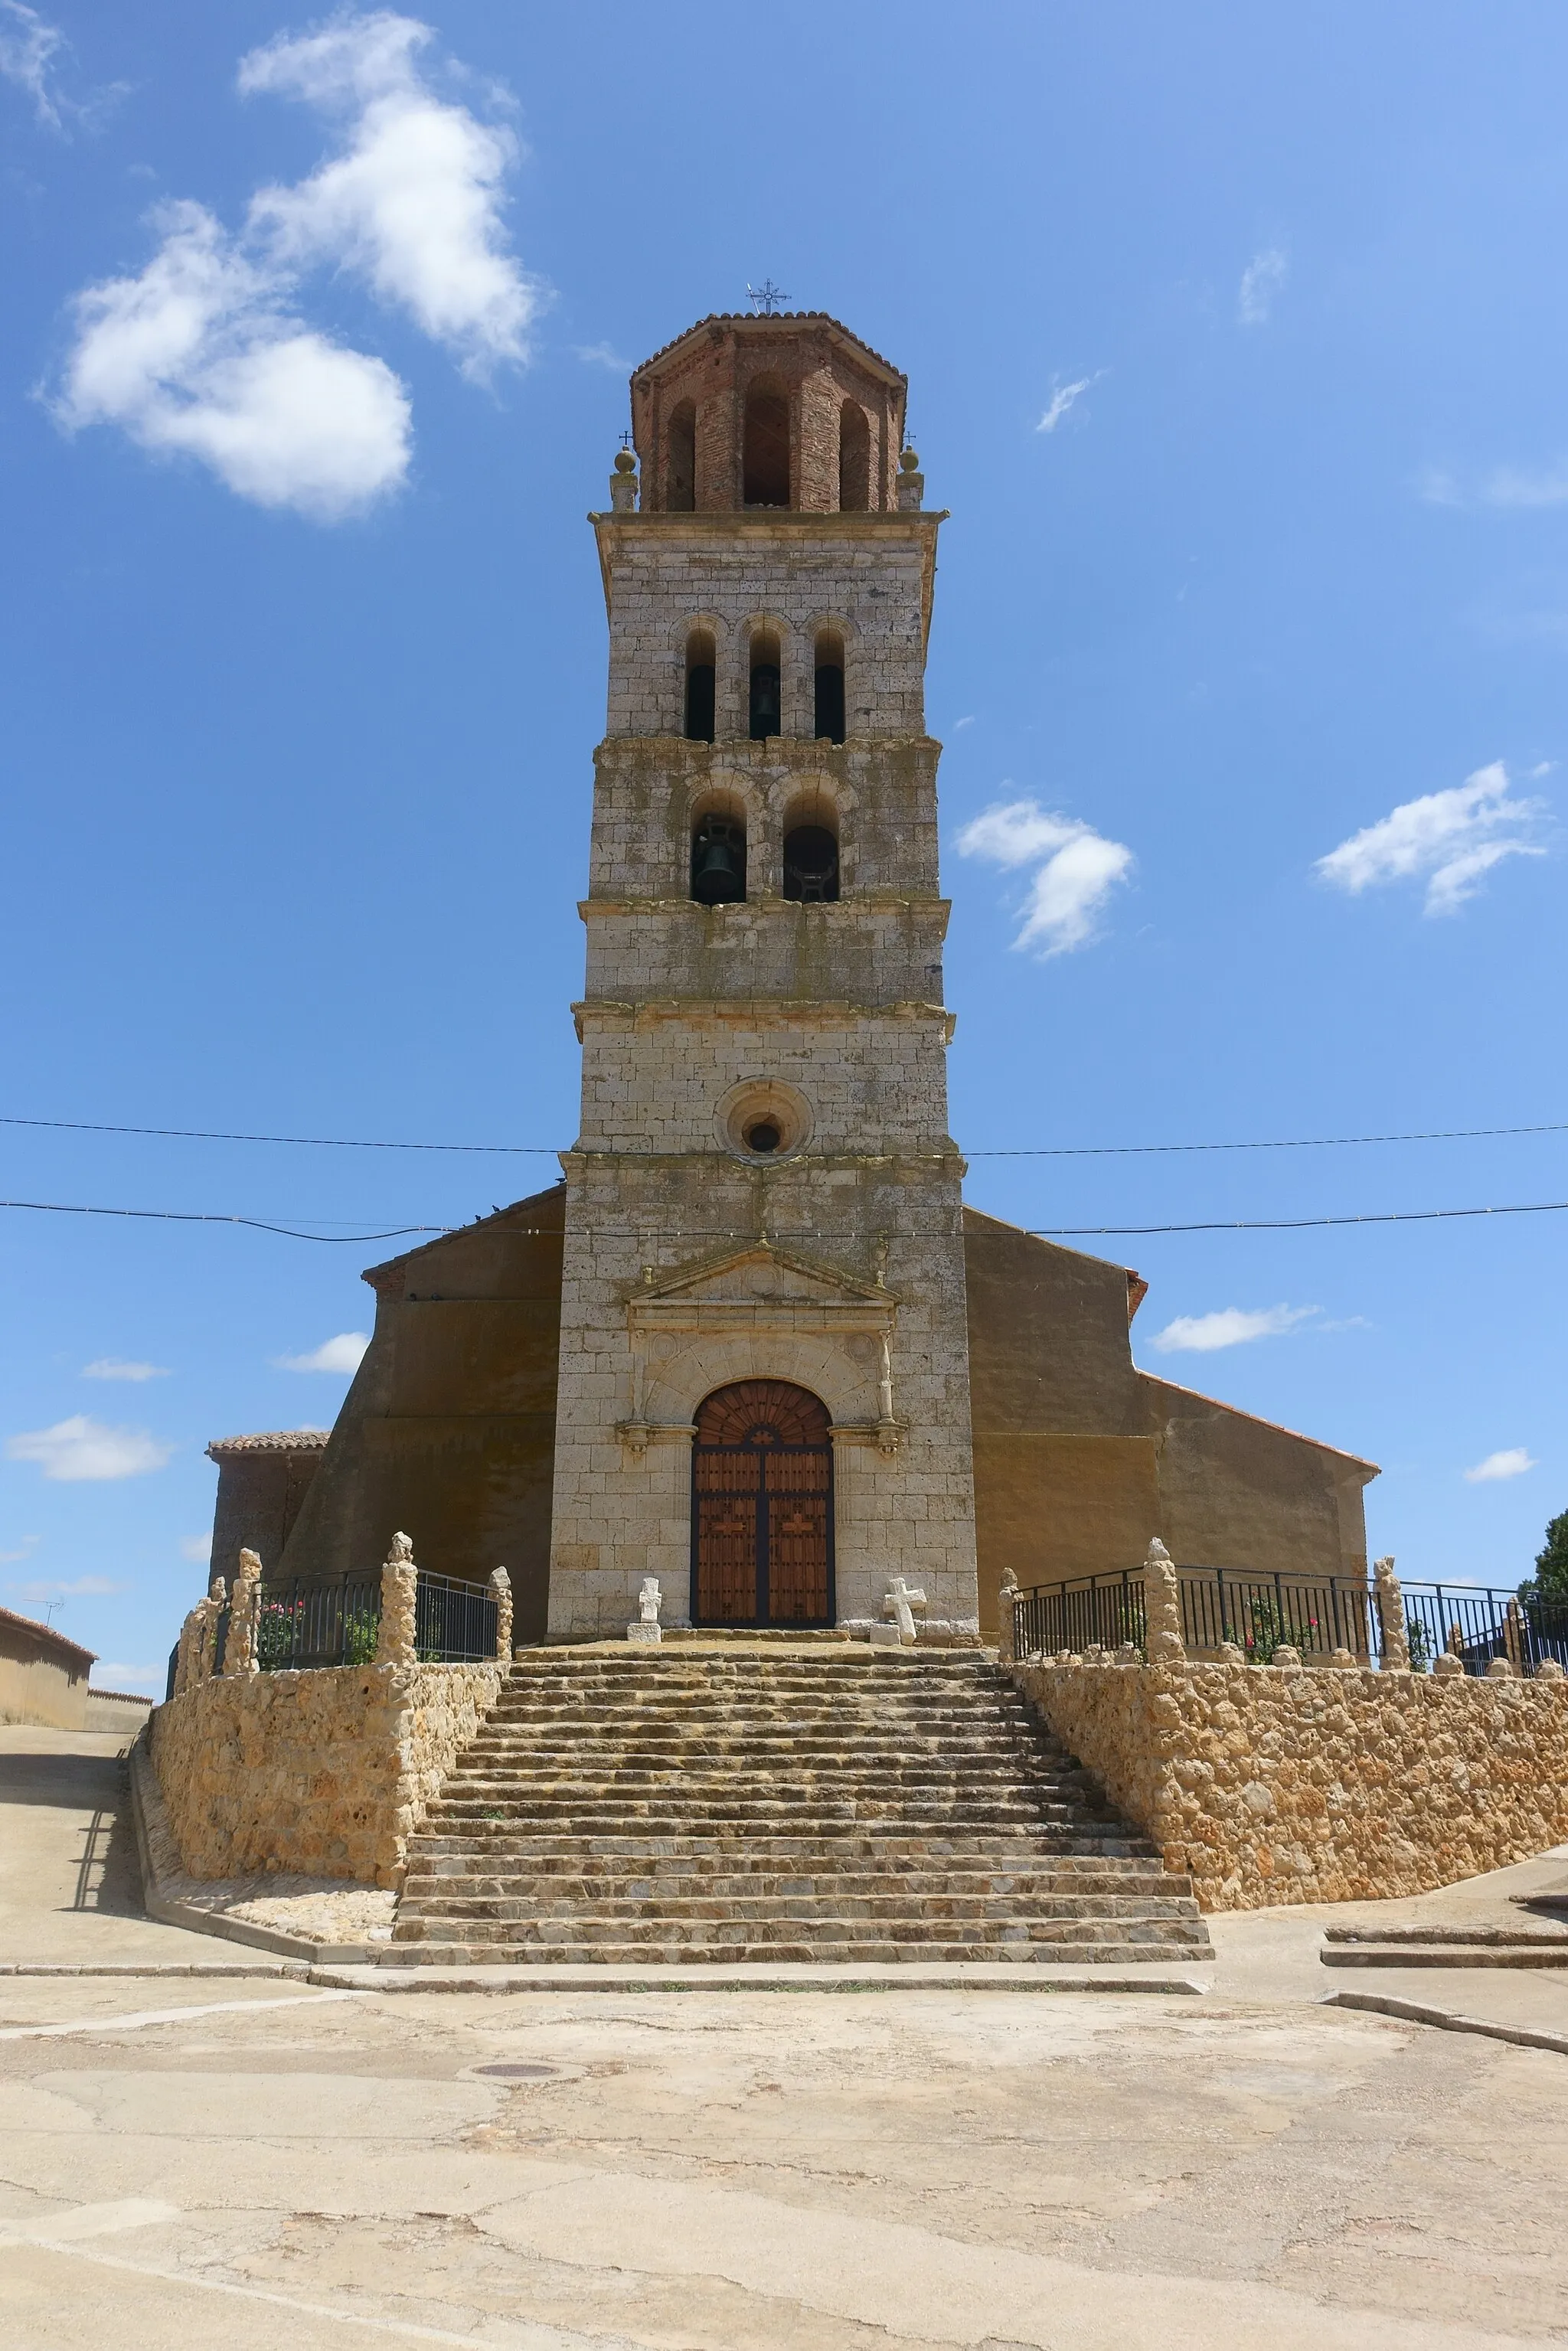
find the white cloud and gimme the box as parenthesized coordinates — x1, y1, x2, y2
(240, 12, 541, 378)
(54, 200, 413, 520)
(573, 341, 629, 371)
(4, 1415, 175, 1481)
(1315, 761, 1547, 916)
(0, 0, 60, 125)
(273, 1331, 370, 1374)
(1151, 1304, 1318, 1355)
(1464, 1447, 1536, 1484)
(1238, 247, 1288, 325)
(51, 11, 537, 516)
(956, 796, 1134, 956)
(12, 1573, 123, 1602)
(94, 1661, 165, 1691)
(1036, 374, 1098, 434)
(1481, 464, 1568, 510)
(0, 0, 124, 131)
(0, 1535, 39, 1566)
(180, 1534, 213, 1563)
(83, 1357, 169, 1383)
(951, 715, 976, 732)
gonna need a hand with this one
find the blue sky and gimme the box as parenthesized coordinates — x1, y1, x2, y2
(2, 2, 1566, 1690)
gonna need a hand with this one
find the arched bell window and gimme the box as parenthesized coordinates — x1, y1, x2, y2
(684, 627, 715, 742)
(782, 824, 839, 903)
(743, 378, 791, 507)
(691, 805, 746, 905)
(813, 628, 846, 744)
(666, 399, 696, 511)
(838, 401, 870, 511)
(749, 628, 782, 741)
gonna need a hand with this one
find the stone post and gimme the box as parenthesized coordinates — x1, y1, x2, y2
(1142, 1538, 1186, 1666)
(609, 449, 638, 511)
(895, 448, 925, 511)
(375, 1533, 418, 1667)
(194, 1575, 227, 1680)
(489, 1566, 513, 1661)
(1504, 1598, 1526, 1674)
(997, 1562, 1020, 1664)
(172, 1607, 201, 1696)
(223, 1549, 262, 1677)
(1373, 1556, 1410, 1670)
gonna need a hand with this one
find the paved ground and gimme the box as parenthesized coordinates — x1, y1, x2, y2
(5, 1727, 1568, 2349)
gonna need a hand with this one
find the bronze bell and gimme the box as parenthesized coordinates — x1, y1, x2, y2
(691, 829, 744, 905)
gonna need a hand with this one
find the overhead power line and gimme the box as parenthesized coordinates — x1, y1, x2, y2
(0, 1200, 450, 1244)
(4, 1196, 1568, 1245)
(2, 1113, 1566, 1158)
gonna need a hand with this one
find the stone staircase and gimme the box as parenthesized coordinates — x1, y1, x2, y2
(386, 1649, 1212, 1967)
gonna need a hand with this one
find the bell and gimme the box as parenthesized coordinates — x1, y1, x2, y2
(692, 834, 744, 905)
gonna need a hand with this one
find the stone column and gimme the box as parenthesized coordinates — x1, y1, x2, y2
(223, 1549, 262, 1677)
(375, 1532, 418, 1667)
(489, 1566, 513, 1661)
(1143, 1538, 1186, 1666)
(997, 1562, 1020, 1664)
(1373, 1556, 1410, 1671)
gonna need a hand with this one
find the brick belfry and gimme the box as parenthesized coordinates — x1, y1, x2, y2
(546, 310, 982, 1642)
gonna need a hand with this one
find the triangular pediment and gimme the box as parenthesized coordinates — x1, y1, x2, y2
(628, 1241, 893, 1311)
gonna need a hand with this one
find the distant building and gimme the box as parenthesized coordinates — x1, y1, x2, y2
(203, 311, 1376, 1641)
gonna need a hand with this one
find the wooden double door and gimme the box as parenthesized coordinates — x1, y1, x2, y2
(691, 1380, 834, 1627)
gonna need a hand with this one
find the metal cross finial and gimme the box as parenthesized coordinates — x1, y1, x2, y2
(619, 430, 634, 452)
(746, 279, 790, 315)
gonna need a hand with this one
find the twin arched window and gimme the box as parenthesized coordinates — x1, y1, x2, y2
(690, 802, 840, 906)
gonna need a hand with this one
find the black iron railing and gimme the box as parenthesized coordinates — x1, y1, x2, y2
(413, 1570, 498, 1664)
(165, 1567, 500, 1693)
(1011, 1566, 1568, 1677)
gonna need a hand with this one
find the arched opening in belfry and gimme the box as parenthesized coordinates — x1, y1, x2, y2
(782, 782, 840, 904)
(684, 626, 716, 742)
(749, 627, 782, 740)
(838, 401, 871, 512)
(690, 789, 746, 905)
(813, 627, 846, 744)
(743, 379, 792, 508)
(691, 1379, 834, 1625)
(666, 399, 696, 511)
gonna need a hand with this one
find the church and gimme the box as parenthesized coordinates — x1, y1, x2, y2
(203, 310, 1375, 1644)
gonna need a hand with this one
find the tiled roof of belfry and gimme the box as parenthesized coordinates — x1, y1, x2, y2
(205, 1429, 332, 1459)
(632, 312, 906, 387)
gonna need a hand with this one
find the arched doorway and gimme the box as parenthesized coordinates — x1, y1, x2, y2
(691, 1380, 833, 1627)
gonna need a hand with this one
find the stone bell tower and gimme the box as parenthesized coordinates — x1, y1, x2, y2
(546, 310, 979, 1641)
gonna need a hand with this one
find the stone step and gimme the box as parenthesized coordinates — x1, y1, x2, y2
(403, 1876, 1188, 1907)
(375, 1936, 1210, 1968)
(394, 1891, 1200, 1927)
(391, 1908, 1210, 1944)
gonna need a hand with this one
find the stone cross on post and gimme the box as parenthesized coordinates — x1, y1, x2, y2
(489, 1566, 513, 1661)
(375, 1533, 418, 1667)
(1373, 1556, 1410, 1670)
(626, 1576, 662, 1645)
(1142, 1538, 1186, 1667)
(223, 1549, 263, 1677)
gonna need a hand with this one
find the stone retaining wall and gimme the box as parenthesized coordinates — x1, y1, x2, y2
(149, 1660, 504, 1888)
(1013, 1655, 1568, 1911)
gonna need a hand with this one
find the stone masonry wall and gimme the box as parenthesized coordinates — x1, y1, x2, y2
(1014, 1655, 1568, 1911)
(149, 1660, 504, 1889)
